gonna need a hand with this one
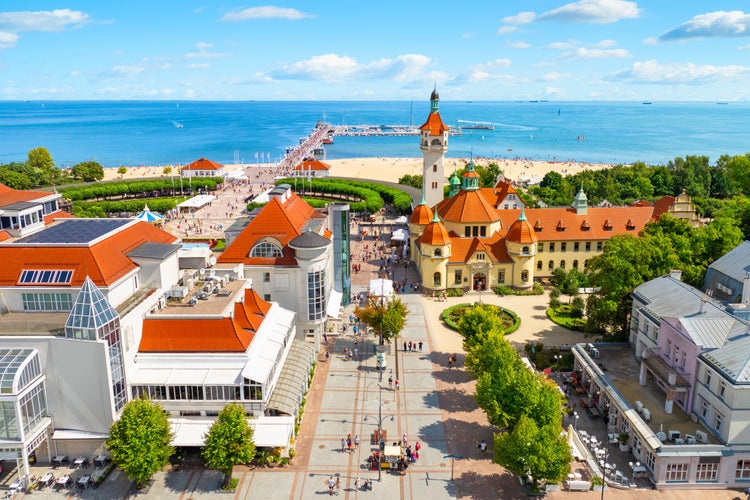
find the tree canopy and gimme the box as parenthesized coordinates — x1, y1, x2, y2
(202, 403, 256, 489)
(106, 398, 174, 489)
(71, 161, 105, 182)
(354, 296, 408, 345)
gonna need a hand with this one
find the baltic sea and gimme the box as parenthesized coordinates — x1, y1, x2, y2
(1, 100, 748, 168)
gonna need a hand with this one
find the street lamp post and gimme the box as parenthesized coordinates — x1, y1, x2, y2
(598, 449, 615, 500)
(573, 411, 579, 431)
(364, 383, 392, 482)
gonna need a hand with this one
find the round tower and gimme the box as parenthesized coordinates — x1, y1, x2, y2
(420, 88, 450, 208)
(505, 207, 537, 288)
(417, 211, 451, 290)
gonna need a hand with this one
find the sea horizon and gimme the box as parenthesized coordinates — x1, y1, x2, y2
(2, 100, 749, 168)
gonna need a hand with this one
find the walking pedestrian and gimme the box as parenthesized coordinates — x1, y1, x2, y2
(341, 438, 346, 453)
(394, 378, 400, 390)
(347, 434, 353, 453)
(354, 347, 359, 360)
(479, 439, 487, 458)
(403, 341, 407, 352)
(335, 476, 341, 493)
(354, 475, 360, 491)
(327, 476, 336, 495)
(354, 434, 360, 450)
(408, 340, 413, 351)
(388, 375, 393, 389)
(402, 433, 408, 446)
(448, 355, 453, 369)
(418, 341, 423, 351)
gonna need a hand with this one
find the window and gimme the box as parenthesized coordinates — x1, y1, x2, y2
(666, 340, 672, 357)
(475, 253, 484, 260)
(497, 270, 505, 283)
(433, 164, 437, 172)
(522, 246, 529, 255)
(250, 241, 283, 258)
(737, 460, 750, 480)
(263, 294, 271, 302)
(263, 272, 270, 282)
(705, 369, 712, 386)
(434, 248, 442, 257)
(696, 463, 718, 482)
(574, 242, 580, 251)
(561, 242, 567, 252)
(665, 463, 689, 482)
(472, 226, 479, 237)
(596, 241, 603, 251)
(720, 381, 726, 399)
(433, 272, 441, 287)
(22, 293, 73, 312)
(432, 182, 438, 189)
(548, 260, 554, 270)
(715, 412, 723, 432)
(307, 270, 326, 321)
(480, 226, 486, 237)
(701, 399, 709, 418)
(537, 261, 542, 270)
(572, 260, 579, 269)
(537, 243, 543, 252)
(560, 260, 566, 269)
(585, 242, 591, 251)
(521, 270, 529, 282)
(465, 226, 471, 237)
(20, 384, 47, 435)
(645, 452, 655, 471)
(549, 243, 555, 252)
(454, 270, 462, 285)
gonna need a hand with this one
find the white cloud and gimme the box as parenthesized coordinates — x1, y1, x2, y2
(563, 47, 631, 59)
(543, 40, 580, 50)
(0, 31, 19, 49)
(540, 72, 570, 81)
(739, 43, 750, 50)
(461, 32, 474, 39)
(270, 53, 432, 83)
(659, 11, 750, 41)
(188, 63, 210, 69)
(502, 11, 537, 25)
(185, 42, 231, 59)
(0, 9, 90, 32)
(452, 59, 512, 84)
(507, 41, 531, 49)
(222, 6, 314, 22)
(595, 39, 618, 48)
(537, 0, 640, 24)
(100, 64, 147, 79)
(611, 60, 750, 84)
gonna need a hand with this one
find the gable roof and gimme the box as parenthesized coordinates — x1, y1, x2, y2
(217, 192, 316, 266)
(139, 289, 271, 353)
(294, 159, 331, 171)
(480, 179, 522, 207)
(43, 210, 75, 225)
(420, 112, 450, 136)
(449, 233, 511, 263)
(182, 157, 224, 171)
(0, 184, 58, 208)
(0, 219, 177, 287)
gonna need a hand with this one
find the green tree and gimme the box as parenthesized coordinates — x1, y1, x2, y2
(724, 153, 750, 195)
(355, 296, 408, 345)
(71, 161, 105, 182)
(26, 147, 56, 186)
(118, 165, 128, 178)
(202, 403, 256, 489)
(163, 166, 173, 176)
(475, 162, 501, 187)
(397, 174, 422, 189)
(106, 397, 174, 489)
(0, 168, 32, 189)
(494, 415, 571, 487)
(457, 304, 504, 348)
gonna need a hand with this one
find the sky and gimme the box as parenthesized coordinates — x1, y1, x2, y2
(2, 1, 750, 101)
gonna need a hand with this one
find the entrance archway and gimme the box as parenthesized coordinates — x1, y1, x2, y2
(473, 273, 487, 291)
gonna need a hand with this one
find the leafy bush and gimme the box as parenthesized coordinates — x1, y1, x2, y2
(60, 177, 223, 201)
(546, 306, 586, 331)
(275, 177, 413, 214)
(445, 288, 465, 297)
(440, 303, 520, 335)
(493, 282, 544, 296)
(222, 477, 239, 491)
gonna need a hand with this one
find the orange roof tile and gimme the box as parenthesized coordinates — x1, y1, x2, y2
(409, 203, 433, 225)
(418, 218, 451, 247)
(0, 184, 57, 207)
(0, 221, 177, 287)
(651, 195, 675, 221)
(294, 159, 331, 171)
(449, 233, 511, 263)
(435, 189, 502, 224)
(139, 289, 272, 353)
(419, 112, 450, 136)
(182, 157, 224, 171)
(479, 179, 521, 208)
(507, 214, 537, 244)
(43, 210, 75, 225)
(217, 192, 316, 265)
(0, 231, 10, 242)
(505, 206, 654, 241)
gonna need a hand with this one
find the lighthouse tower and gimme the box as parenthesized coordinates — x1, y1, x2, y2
(419, 89, 450, 208)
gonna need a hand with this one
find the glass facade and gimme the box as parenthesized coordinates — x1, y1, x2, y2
(22, 292, 73, 312)
(131, 381, 263, 402)
(0, 401, 19, 440)
(20, 385, 47, 435)
(307, 270, 326, 321)
(331, 204, 351, 306)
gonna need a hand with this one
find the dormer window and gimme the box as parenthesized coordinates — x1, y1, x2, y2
(580, 220, 590, 231)
(534, 220, 543, 232)
(250, 241, 283, 258)
(603, 219, 613, 231)
(626, 219, 636, 230)
(556, 220, 566, 231)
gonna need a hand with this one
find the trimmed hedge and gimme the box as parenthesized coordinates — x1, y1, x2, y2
(72, 197, 179, 216)
(275, 177, 413, 214)
(493, 282, 544, 296)
(59, 177, 223, 201)
(546, 306, 586, 332)
(440, 302, 521, 335)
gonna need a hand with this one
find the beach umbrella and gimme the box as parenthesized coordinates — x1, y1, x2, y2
(134, 204, 165, 223)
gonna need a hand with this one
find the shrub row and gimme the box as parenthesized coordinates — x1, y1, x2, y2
(493, 282, 544, 296)
(71, 198, 178, 217)
(59, 177, 223, 201)
(275, 177, 413, 214)
(440, 302, 521, 334)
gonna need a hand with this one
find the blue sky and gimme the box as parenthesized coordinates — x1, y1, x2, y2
(2, 1, 750, 101)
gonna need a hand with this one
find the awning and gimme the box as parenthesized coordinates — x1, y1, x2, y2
(169, 416, 295, 448)
(266, 340, 315, 416)
(390, 228, 408, 242)
(327, 289, 343, 318)
(52, 429, 109, 440)
(369, 278, 393, 299)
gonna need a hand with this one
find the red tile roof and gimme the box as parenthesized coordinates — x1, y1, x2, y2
(418, 218, 451, 247)
(506, 215, 537, 244)
(449, 234, 511, 263)
(420, 112, 450, 136)
(0, 231, 10, 242)
(139, 289, 271, 353)
(43, 210, 75, 225)
(435, 190, 502, 224)
(294, 159, 331, 171)
(217, 192, 316, 266)
(409, 203, 433, 225)
(182, 157, 224, 171)
(0, 184, 57, 207)
(0, 221, 177, 287)
(479, 179, 520, 207)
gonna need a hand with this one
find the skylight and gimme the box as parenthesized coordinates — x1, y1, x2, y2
(18, 269, 73, 285)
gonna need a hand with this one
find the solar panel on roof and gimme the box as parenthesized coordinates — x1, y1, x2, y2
(14, 219, 132, 244)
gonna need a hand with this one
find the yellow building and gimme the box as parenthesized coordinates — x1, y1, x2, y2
(409, 92, 693, 292)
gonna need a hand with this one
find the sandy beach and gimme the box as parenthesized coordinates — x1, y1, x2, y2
(102, 157, 612, 184)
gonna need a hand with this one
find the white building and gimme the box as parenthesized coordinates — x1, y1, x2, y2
(180, 157, 226, 178)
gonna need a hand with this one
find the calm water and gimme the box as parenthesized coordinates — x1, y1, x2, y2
(1, 100, 748, 168)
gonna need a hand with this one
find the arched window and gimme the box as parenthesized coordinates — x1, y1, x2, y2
(431, 138, 442, 146)
(522, 246, 529, 255)
(433, 272, 441, 287)
(573, 260, 579, 269)
(250, 241, 283, 258)
(537, 260, 542, 270)
(560, 260, 566, 269)
(548, 260, 554, 270)
(521, 270, 529, 282)
(434, 248, 442, 257)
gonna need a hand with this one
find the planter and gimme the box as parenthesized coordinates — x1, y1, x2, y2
(619, 444, 629, 452)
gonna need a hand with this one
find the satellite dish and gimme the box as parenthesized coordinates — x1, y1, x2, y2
(199, 268, 206, 276)
(210, 256, 217, 266)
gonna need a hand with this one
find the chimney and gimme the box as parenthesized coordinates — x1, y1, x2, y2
(669, 269, 682, 281)
(743, 276, 750, 304)
(700, 298, 707, 314)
